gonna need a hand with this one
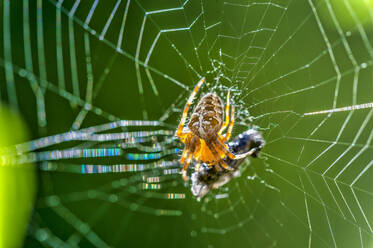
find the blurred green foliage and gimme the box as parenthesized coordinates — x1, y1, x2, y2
(319, 0, 373, 30)
(0, 106, 35, 248)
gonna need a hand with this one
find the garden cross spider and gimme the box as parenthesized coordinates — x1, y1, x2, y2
(176, 78, 255, 181)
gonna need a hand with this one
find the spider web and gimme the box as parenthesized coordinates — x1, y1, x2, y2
(0, 0, 373, 247)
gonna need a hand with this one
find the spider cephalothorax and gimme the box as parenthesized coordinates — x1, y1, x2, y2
(176, 78, 255, 181)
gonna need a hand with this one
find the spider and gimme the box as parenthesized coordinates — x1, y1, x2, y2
(176, 78, 254, 181)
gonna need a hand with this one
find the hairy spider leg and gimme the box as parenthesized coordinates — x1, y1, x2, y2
(214, 163, 223, 171)
(181, 138, 203, 181)
(203, 139, 241, 171)
(191, 139, 202, 174)
(177, 132, 189, 145)
(182, 147, 197, 181)
(182, 153, 193, 181)
(175, 77, 205, 181)
(215, 138, 257, 160)
(205, 139, 234, 171)
(221, 105, 235, 143)
(218, 91, 230, 135)
(181, 136, 199, 181)
(219, 159, 234, 170)
(193, 139, 202, 161)
(179, 134, 192, 164)
(218, 161, 231, 171)
(176, 78, 205, 139)
(179, 145, 188, 164)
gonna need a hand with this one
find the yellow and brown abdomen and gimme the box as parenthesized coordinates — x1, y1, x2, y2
(188, 93, 224, 141)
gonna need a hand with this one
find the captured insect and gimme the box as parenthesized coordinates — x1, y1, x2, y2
(191, 128, 264, 200)
(176, 78, 260, 181)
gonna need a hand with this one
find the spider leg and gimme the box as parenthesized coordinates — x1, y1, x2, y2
(220, 105, 235, 143)
(219, 159, 234, 171)
(214, 163, 223, 171)
(193, 139, 204, 172)
(178, 131, 191, 144)
(215, 137, 256, 160)
(179, 133, 192, 164)
(176, 78, 205, 139)
(205, 140, 234, 171)
(182, 148, 195, 181)
(179, 147, 189, 165)
(181, 137, 198, 181)
(218, 90, 230, 135)
(193, 139, 202, 161)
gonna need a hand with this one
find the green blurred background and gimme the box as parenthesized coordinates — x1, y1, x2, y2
(0, 0, 372, 247)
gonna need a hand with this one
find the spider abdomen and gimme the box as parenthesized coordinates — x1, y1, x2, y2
(188, 93, 224, 140)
